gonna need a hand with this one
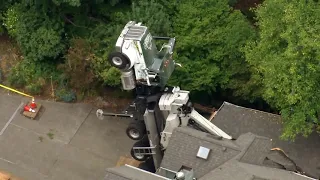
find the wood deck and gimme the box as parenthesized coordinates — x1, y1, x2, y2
(0, 171, 20, 180)
(116, 156, 141, 167)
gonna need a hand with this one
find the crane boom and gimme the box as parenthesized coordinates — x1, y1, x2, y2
(189, 109, 232, 139)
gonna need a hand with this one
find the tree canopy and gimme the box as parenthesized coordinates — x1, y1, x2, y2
(0, 0, 319, 140)
(244, 0, 320, 139)
(170, 0, 257, 99)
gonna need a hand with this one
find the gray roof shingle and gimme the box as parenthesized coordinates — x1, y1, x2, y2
(103, 102, 318, 180)
(104, 165, 169, 180)
(239, 162, 312, 180)
(213, 102, 320, 178)
(159, 127, 312, 180)
(104, 171, 130, 180)
(239, 136, 272, 165)
(199, 159, 311, 180)
(199, 160, 253, 180)
(160, 127, 241, 178)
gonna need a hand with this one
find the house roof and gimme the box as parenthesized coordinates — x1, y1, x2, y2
(212, 102, 283, 139)
(159, 126, 242, 178)
(212, 102, 320, 179)
(103, 101, 319, 180)
(103, 126, 314, 180)
(158, 127, 313, 180)
(200, 160, 311, 180)
(103, 165, 169, 180)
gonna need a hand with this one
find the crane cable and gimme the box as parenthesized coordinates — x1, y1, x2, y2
(0, 84, 34, 100)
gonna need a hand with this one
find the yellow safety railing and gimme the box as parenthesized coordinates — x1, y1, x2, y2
(0, 84, 34, 100)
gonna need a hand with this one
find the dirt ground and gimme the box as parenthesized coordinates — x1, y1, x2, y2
(83, 87, 134, 112)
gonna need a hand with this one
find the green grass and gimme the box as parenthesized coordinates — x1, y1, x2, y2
(47, 132, 54, 140)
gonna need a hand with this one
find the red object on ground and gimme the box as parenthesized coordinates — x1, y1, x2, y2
(30, 99, 37, 109)
(24, 105, 35, 113)
(24, 105, 31, 112)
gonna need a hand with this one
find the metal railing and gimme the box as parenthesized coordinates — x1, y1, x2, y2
(132, 146, 157, 156)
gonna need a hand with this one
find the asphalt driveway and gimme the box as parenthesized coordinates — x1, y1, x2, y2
(0, 93, 134, 180)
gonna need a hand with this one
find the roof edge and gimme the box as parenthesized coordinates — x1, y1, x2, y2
(219, 101, 281, 118)
(124, 164, 171, 180)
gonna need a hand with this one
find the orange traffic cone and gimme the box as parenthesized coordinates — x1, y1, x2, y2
(24, 105, 35, 113)
(30, 98, 37, 109)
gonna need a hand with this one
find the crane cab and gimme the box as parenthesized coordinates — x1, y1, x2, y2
(108, 21, 176, 91)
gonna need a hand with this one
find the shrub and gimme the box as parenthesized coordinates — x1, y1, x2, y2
(58, 38, 96, 92)
(7, 63, 27, 88)
(89, 23, 123, 87)
(25, 82, 42, 95)
(3, 3, 65, 62)
(24, 77, 45, 95)
(55, 87, 77, 103)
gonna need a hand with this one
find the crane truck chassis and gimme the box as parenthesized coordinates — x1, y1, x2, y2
(96, 21, 233, 171)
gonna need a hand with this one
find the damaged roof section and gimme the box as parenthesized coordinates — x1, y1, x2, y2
(212, 102, 320, 178)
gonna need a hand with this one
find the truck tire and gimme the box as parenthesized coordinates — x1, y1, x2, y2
(108, 52, 131, 70)
(131, 138, 150, 161)
(126, 121, 146, 140)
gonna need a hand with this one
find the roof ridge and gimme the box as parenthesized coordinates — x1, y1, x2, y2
(221, 101, 281, 118)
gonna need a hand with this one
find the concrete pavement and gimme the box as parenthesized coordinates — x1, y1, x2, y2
(0, 93, 134, 180)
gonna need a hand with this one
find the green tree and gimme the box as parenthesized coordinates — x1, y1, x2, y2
(129, 0, 172, 36)
(244, 0, 320, 140)
(89, 23, 124, 86)
(4, 3, 65, 62)
(0, 1, 13, 34)
(2, 0, 129, 88)
(51, 0, 81, 6)
(170, 0, 257, 98)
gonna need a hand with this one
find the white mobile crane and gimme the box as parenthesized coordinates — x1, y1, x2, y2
(96, 21, 233, 171)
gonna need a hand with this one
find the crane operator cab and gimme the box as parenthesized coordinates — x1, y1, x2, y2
(108, 21, 179, 92)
